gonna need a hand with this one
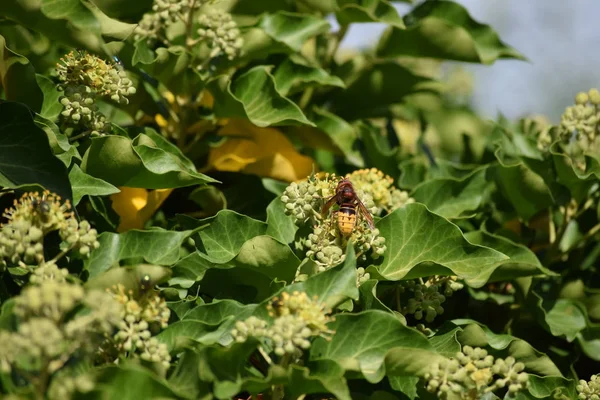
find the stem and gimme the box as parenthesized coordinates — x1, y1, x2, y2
(68, 130, 91, 142)
(298, 87, 314, 109)
(395, 286, 402, 311)
(184, 0, 199, 53)
(328, 25, 348, 65)
(257, 346, 273, 366)
(271, 354, 292, 400)
(46, 243, 76, 265)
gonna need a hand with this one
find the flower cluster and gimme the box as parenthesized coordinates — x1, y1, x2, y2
(0, 191, 99, 269)
(424, 346, 529, 399)
(347, 168, 415, 214)
(100, 283, 172, 368)
(281, 172, 389, 270)
(0, 276, 121, 397)
(231, 291, 334, 358)
(134, 0, 243, 65)
(519, 115, 554, 151)
(55, 50, 136, 138)
(399, 276, 464, 323)
(578, 374, 600, 400)
(560, 89, 600, 144)
(197, 11, 244, 61)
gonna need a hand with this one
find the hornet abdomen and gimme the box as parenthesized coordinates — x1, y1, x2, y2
(337, 201, 356, 236)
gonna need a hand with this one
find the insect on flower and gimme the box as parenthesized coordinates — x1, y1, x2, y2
(322, 178, 375, 237)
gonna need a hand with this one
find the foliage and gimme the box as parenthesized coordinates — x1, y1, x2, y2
(0, 0, 599, 399)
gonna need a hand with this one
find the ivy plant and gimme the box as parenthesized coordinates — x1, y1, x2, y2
(0, 0, 599, 399)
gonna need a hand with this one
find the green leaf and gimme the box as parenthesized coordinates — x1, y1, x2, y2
(187, 236, 300, 303)
(336, 0, 406, 28)
(85, 264, 172, 296)
(463, 230, 556, 281)
(331, 60, 437, 120)
(452, 320, 564, 376)
(84, 0, 137, 40)
(0, 35, 43, 113)
(310, 107, 363, 167)
(242, 362, 351, 400)
(273, 56, 345, 96)
(493, 163, 554, 221)
(0, 102, 72, 200)
(376, 0, 526, 64)
(85, 229, 193, 278)
(258, 12, 330, 52)
(94, 363, 180, 399)
(0, 0, 105, 53)
(208, 66, 314, 127)
(412, 167, 492, 219)
(356, 121, 398, 178)
(35, 74, 63, 120)
(159, 299, 257, 349)
(68, 163, 119, 206)
(195, 210, 268, 263)
(373, 203, 509, 287)
(311, 310, 435, 382)
(40, 0, 100, 33)
(81, 132, 216, 189)
(266, 198, 297, 244)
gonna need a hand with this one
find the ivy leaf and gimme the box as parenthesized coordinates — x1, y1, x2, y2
(81, 131, 217, 189)
(242, 362, 351, 400)
(159, 300, 257, 349)
(0, 102, 72, 200)
(93, 363, 180, 399)
(40, 0, 100, 33)
(36, 74, 63, 120)
(266, 198, 298, 244)
(0, 36, 43, 113)
(180, 236, 300, 303)
(310, 310, 435, 383)
(257, 12, 330, 52)
(376, 0, 526, 64)
(464, 230, 557, 281)
(412, 167, 492, 219)
(273, 56, 345, 96)
(493, 163, 554, 221)
(373, 203, 509, 287)
(85, 229, 193, 278)
(309, 107, 363, 167)
(452, 320, 564, 377)
(194, 210, 268, 264)
(330, 61, 437, 120)
(208, 66, 314, 127)
(336, 0, 406, 28)
(68, 164, 119, 206)
(0, 0, 104, 53)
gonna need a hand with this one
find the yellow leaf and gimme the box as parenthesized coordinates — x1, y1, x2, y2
(206, 119, 315, 182)
(111, 187, 173, 232)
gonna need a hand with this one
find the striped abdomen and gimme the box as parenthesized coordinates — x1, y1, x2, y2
(337, 201, 356, 236)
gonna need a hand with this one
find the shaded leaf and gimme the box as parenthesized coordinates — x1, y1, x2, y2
(0, 36, 43, 112)
(331, 61, 437, 119)
(85, 229, 193, 277)
(0, 102, 72, 200)
(258, 12, 330, 52)
(94, 363, 180, 399)
(412, 167, 492, 219)
(376, 0, 526, 64)
(336, 0, 405, 28)
(273, 55, 345, 96)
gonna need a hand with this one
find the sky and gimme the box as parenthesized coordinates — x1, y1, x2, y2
(338, 0, 600, 123)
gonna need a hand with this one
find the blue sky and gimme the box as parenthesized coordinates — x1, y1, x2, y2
(338, 1, 600, 123)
